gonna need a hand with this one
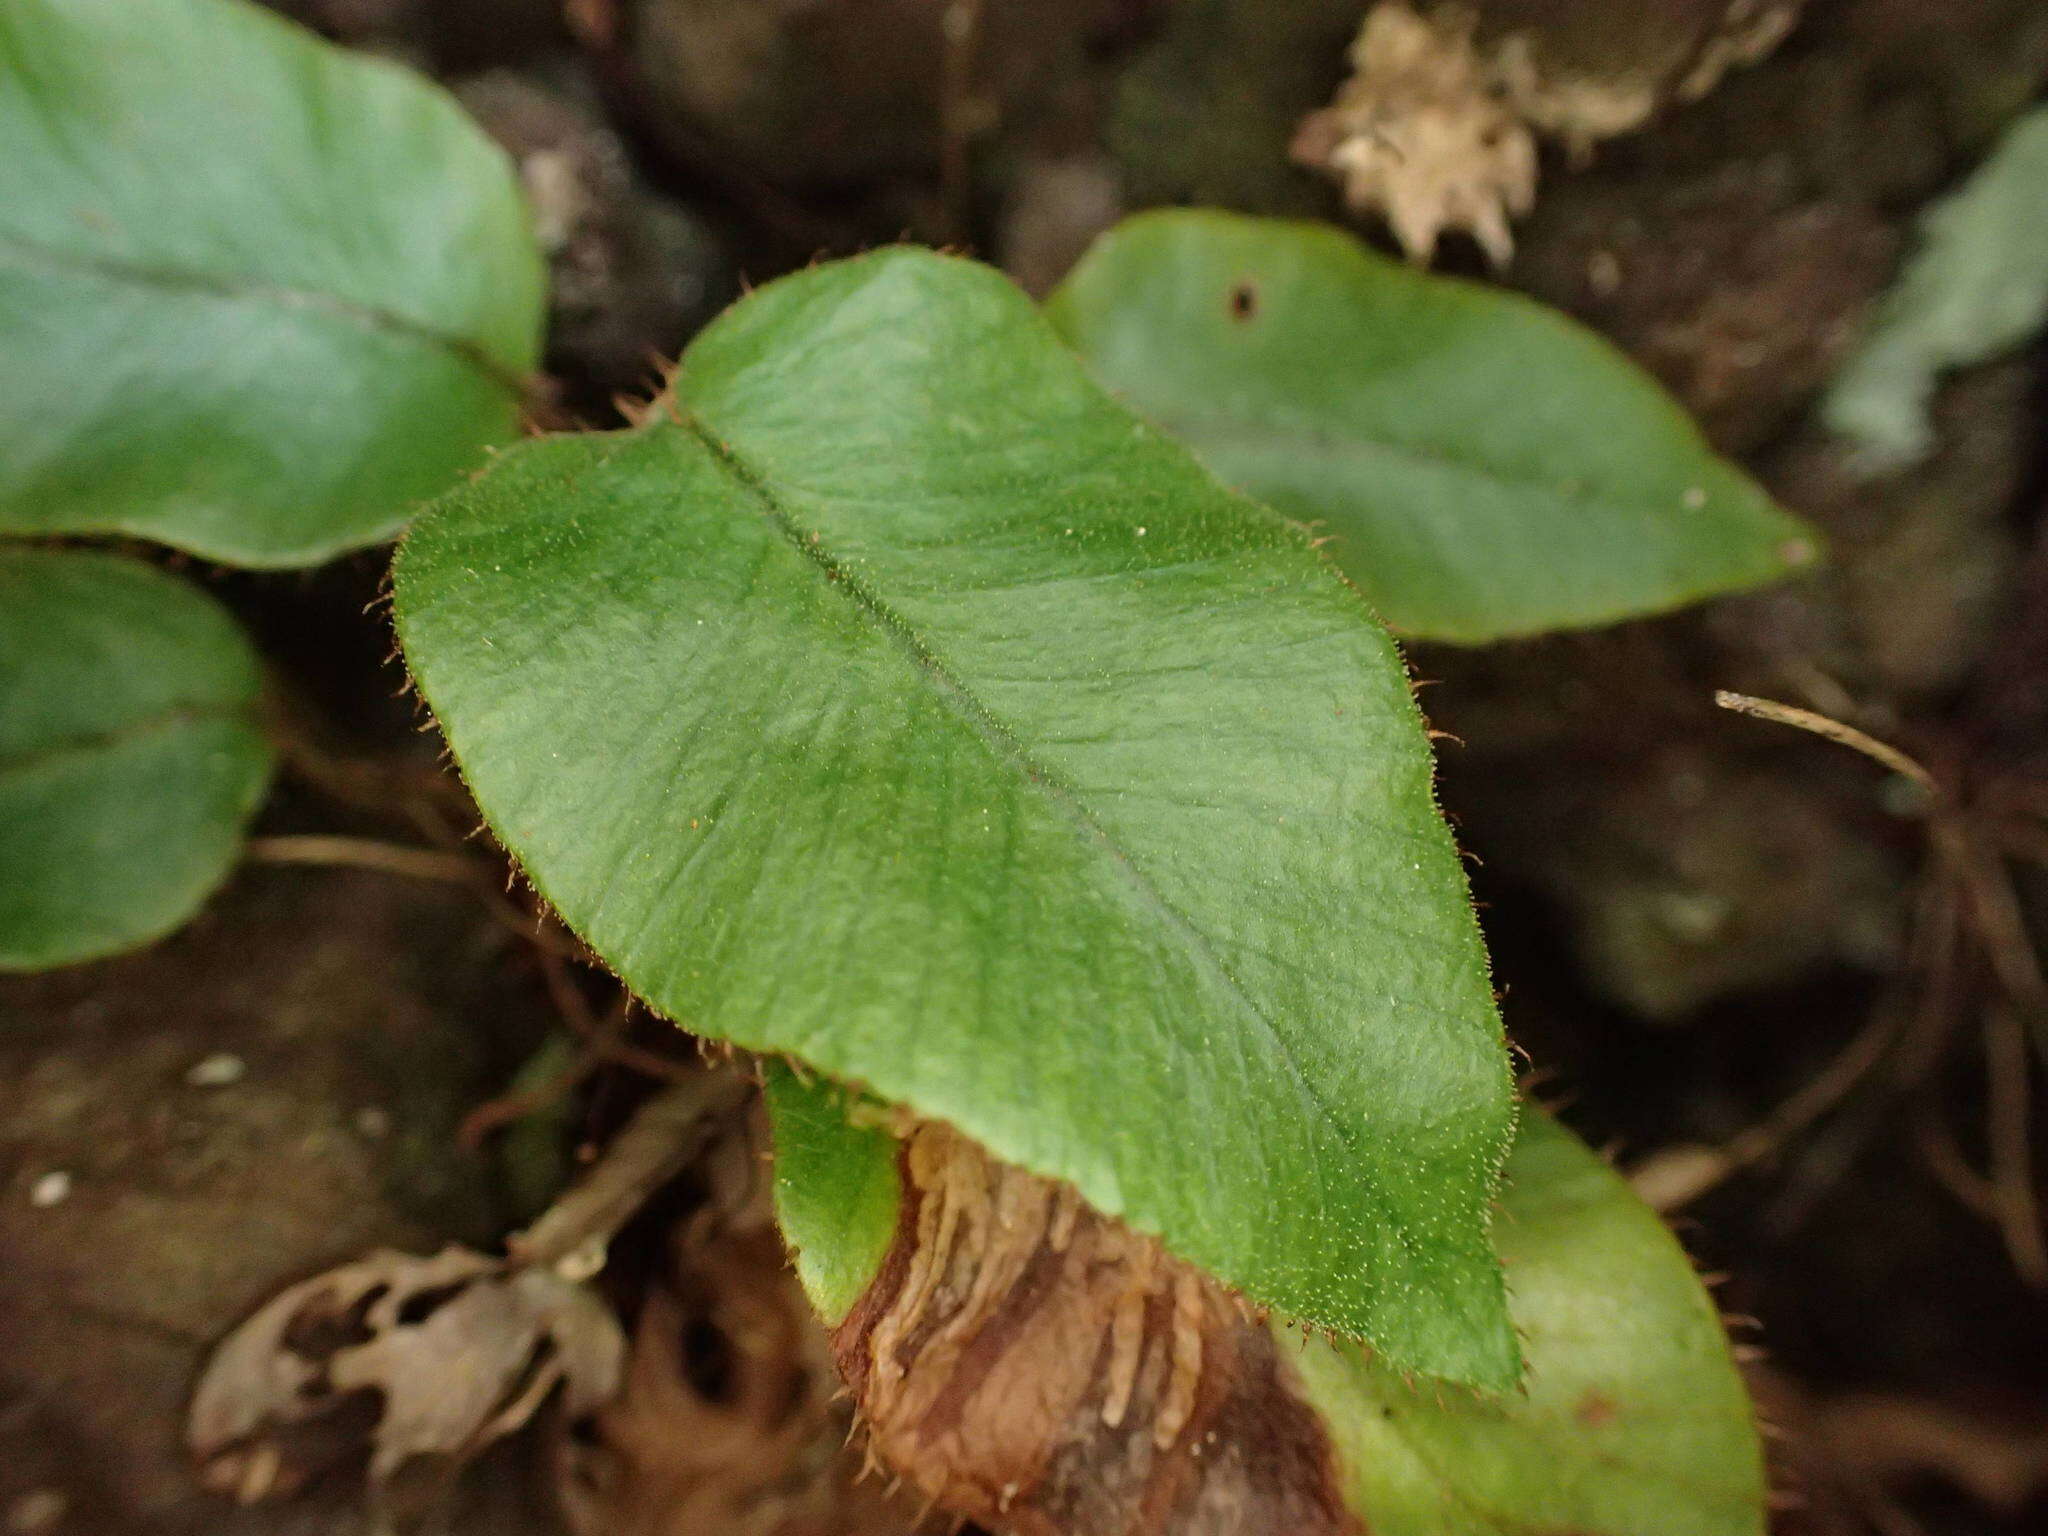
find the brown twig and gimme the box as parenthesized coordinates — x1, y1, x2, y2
(271, 719, 472, 848)
(244, 834, 479, 885)
(535, 941, 607, 1040)
(1953, 825, 2048, 1052)
(1713, 691, 1935, 792)
(1985, 1004, 2048, 1286)
(457, 1047, 597, 1152)
(268, 710, 600, 963)
(1913, 1104, 2001, 1222)
(533, 945, 693, 1082)
(509, 1067, 752, 1274)
(1707, 672, 2048, 1274)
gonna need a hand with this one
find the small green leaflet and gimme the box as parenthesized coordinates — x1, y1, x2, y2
(764, 1064, 904, 1325)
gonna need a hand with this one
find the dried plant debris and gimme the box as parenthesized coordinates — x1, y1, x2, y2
(832, 1121, 1358, 1536)
(553, 1122, 916, 1536)
(1291, 3, 1536, 266)
(1294, 0, 1801, 262)
(513, 1068, 749, 1274)
(187, 1072, 749, 1527)
(188, 1246, 624, 1507)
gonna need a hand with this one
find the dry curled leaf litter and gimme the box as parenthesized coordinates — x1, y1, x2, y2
(554, 1120, 916, 1536)
(188, 1245, 624, 1503)
(185, 1075, 744, 1516)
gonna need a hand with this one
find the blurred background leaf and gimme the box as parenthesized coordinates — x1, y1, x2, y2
(1048, 211, 1820, 642)
(0, 0, 545, 567)
(1823, 107, 2048, 474)
(0, 548, 274, 970)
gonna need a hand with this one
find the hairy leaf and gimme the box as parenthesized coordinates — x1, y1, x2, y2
(0, 0, 544, 567)
(1047, 211, 1818, 643)
(0, 548, 274, 970)
(395, 248, 1519, 1386)
(1287, 1109, 1765, 1536)
(1823, 107, 2048, 473)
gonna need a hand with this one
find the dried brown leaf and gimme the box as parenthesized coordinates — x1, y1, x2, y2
(188, 1245, 623, 1502)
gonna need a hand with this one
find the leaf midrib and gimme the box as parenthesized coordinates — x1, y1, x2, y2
(0, 699, 257, 778)
(0, 230, 526, 399)
(678, 411, 1363, 1174)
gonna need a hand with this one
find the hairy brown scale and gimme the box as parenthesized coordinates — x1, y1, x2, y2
(831, 1124, 1361, 1536)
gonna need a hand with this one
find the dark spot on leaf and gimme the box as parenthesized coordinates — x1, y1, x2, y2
(1228, 281, 1259, 322)
(1576, 1390, 1618, 1428)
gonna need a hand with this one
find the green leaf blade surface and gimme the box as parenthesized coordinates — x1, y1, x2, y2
(0, 548, 275, 970)
(1288, 1109, 1765, 1536)
(764, 1064, 904, 1326)
(1047, 210, 1818, 643)
(395, 248, 1520, 1387)
(0, 0, 544, 567)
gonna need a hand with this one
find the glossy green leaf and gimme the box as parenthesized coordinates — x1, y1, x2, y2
(0, 0, 544, 567)
(394, 247, 1520, 1386)
(1287, 1109, 1765, 1536)
(1823, 107, 2048, 473)
(0, 548, 275, 970)
(764, 1063, 904, 1325)
(1046, 210, 1819, 643)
